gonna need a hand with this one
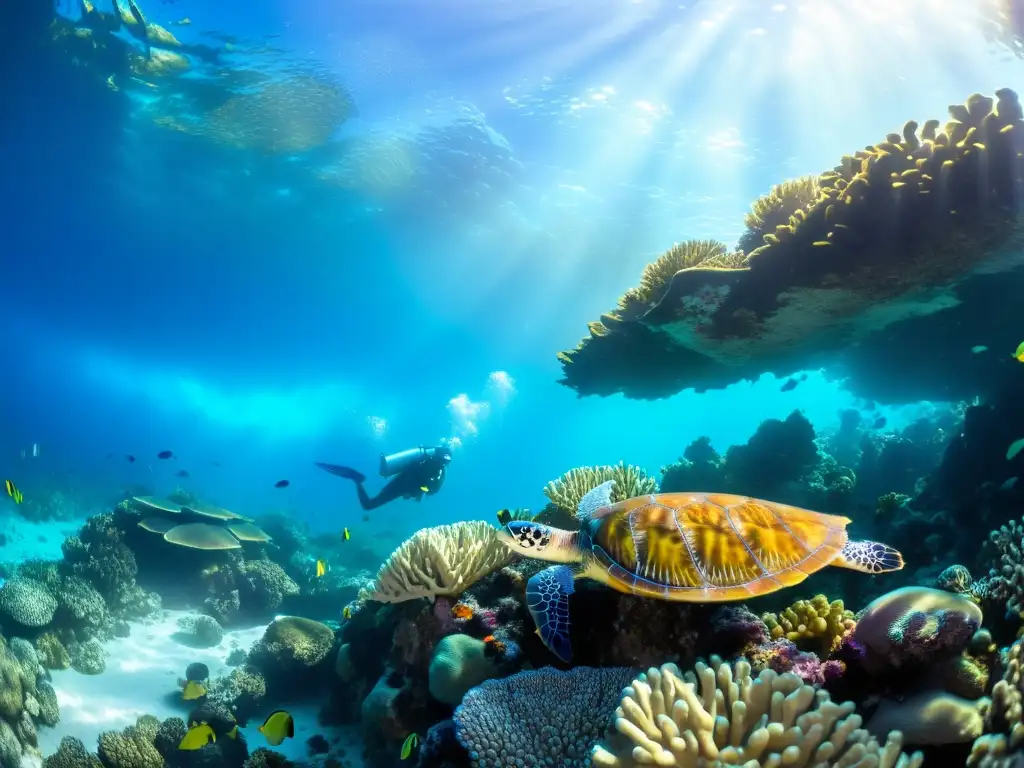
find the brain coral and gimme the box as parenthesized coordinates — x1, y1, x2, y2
(250, 616, 335, 669)
(454, 665, 635, 768)
(365, 521, 513, 603)
(591, 660, 923, 767)
(428, 635, 499, 706)
(0, 578, 57, 627)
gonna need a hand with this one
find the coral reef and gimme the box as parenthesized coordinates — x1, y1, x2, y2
(543, 462, 657, 517)
(363, 522, 513, 604)
(557, 90, 1024, 406)
(590, 660, 923, 767)
(762, 594, 855, 657)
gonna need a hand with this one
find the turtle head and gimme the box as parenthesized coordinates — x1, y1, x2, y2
(500, 522, 580, 563)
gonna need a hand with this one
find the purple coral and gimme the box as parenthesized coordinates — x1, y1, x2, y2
(453, 666, 635, 768)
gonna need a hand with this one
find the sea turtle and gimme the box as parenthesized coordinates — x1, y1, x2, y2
(500, 481, 904, 663)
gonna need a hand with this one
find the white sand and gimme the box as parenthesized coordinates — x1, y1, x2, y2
(36, 610, 364, 765)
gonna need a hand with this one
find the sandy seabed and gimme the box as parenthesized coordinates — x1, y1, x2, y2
(35, 609, 365, 766)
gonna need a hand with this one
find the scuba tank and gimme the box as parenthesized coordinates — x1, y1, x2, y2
(380, 447, 437, 477)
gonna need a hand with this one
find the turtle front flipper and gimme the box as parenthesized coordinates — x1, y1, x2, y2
(833, 539, 904, 574)
(526, 564, 575, 663)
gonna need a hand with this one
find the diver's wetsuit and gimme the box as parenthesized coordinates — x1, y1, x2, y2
(316, 451, 449, 511)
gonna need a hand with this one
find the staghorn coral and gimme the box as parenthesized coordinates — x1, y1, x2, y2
(454, 665, 636, 768)
(558, 90, 1024, 404)
(762, 594, 855, 656)
(590, 660, 923, 767)
(364, 521, 513, 603)
(0, 578, 58, 627)
(543, 462, 657, 516)
(738, 176, 820, 255)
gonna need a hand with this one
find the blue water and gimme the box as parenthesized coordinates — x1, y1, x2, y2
(0, 0, 1015, 549)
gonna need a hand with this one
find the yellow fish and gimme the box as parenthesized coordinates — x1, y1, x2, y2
(342, 528, 350, 541)
(178, 722, 216, 750)
(342, 606, 352, 620)
(4, 480, 22, 505)
(401, 733, 419, 760)
(420, 486, 429, 493)
(182, 680, 206, 701)
(259, 710, 294, 747)
(1015, 341, 1024, 362)
(315, 559, 327, 578)
(226, 725, 239, 739)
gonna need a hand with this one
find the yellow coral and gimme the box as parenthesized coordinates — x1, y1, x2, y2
(762, 593, 854, 655)
(738, 176, 820, 255)
(616, 239, 745, 312)
(543, 462, 657, 516)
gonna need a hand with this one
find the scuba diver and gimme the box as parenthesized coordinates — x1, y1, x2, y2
(316, 445, 452, 511)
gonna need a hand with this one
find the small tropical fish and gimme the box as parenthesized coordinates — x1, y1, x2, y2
(315, 559, 327, 578)
(451, 602, 473, 620)
(400, 733, 419, 760)
(780, 377, 799, 392)
(873, 416, 887, 429)
(178, 722, 216, 750)
(1008, 438, 1024, 462)
(5, 480, 23, 505)
(342, 606, 353, 620)
(972, 345, 988, 354)
(259, 710, 294, 746)
(182, 680, 207, 701)
(200, 564, 220, 578)
(126, 455, 136, 463)
(158, 450, 174, 459)
(274, 480, 289, 488)
(342, 528, 350, 541)
(1015, 341, 1024, 362)
(419, 486, 429, 493)
(175, 470, 190, 478)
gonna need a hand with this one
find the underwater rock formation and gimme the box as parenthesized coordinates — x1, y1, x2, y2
(557, 90, 1024, 405)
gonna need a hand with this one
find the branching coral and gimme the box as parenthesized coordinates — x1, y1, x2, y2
(762, 594, 855, 657)
(590, 660, 923, 767)
(985, 518, 1024, 615)
(454, 666, 636, 768)
(969, 636, 1024, 765)
(543, 462, 657, 516)
(364, 521, 513, 603)
(738, 176, 820, 255)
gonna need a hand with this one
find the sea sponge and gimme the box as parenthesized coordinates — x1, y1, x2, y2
(428, 635, 499, 705)
(0, 578, 58, 627)
(738, 176, 820, 255)
(250, 616, 335, 669)
(364, 521, 513, 603)
(43, 736, 102, 768)
(854, 586, 982, 672)
(454, 665, 636, 768)
(762, 594, 855, 656)
(97, 715, 163, 768)
(543, 462, 657, 516)
(590, 660, 924, 767)
(867, 691, 989, 746)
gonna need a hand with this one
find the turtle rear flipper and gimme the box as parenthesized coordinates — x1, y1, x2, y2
(526, 565, 575, 663)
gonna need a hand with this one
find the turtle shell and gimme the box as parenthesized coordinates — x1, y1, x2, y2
(588, 492, 850, 602)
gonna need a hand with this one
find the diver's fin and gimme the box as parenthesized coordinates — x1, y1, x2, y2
(576, 480, 614, 522)
(526, 564, 575, 663)
(834, 540, 904, 574)
(314, 462, 367, 483)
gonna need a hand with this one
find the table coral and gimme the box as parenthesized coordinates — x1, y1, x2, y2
(454, 665, 635, 768)
(762, 594, 855, 656)
(364, 521, 513, 604)
(590, 660, 923, 767)
(543, 462, 657, 516)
